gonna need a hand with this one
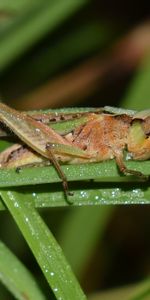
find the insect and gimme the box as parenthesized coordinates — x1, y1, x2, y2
(0, 103, 149, 198)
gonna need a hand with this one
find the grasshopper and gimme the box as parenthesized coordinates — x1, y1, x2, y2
(0, 103, 149, 197)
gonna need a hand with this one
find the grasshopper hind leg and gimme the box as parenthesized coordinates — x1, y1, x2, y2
(115, 152, 148, 180)
(46, 143, 73, 203)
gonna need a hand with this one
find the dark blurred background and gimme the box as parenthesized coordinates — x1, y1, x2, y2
(0, 0, 150, 299)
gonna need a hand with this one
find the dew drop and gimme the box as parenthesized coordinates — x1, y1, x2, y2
(80, 191, 87, 198)
(32, 192, 36, 197)
(35, 128, 40, 133)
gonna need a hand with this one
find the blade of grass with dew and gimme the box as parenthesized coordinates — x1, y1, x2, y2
(0, 0, 87, 70)
(0, 179, 150, 211)
(0, 156, 149, 210)
(0, 190, 87, 300)
(0, 240, 46, 300)
(0, 160, 149, 187)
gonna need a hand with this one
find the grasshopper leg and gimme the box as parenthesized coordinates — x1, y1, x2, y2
(115, 152, 148, 180)
(46, 143, 73, 203)
(15, 161, 50, 173)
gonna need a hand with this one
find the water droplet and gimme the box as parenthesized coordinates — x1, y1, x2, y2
(80, 191, 87, 198)
(50, 272, 54, 276)
(53, 287, 58, 292)
(126, 152, 133, 160)
(14, 202, 19, 208)
(32, 192, 36, 197)
(35, 128, 40, 133)
(124, 200, 129, 204)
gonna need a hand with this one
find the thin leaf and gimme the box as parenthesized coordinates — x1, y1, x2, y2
(0, 0, 39, 12)
(0, 0, 87, 70)
(89, 278, 150, 300)
(0, 190, 87, 300)
(5, 21, 114, 90)
(58, 206, 114, 276)
(0, 240, 46, 300)
(122, 54, 150, 109)
(0, 160, 149, 187)
(0, 160, 149, 209)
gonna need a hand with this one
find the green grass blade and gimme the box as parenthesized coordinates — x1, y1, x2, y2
(0, 180, 149, 211)
(0, 160, 149, 187)
(58, 206, 114, 276)
(0, 240, 46, 300)
(122, 54, 150, 109)
(0, 160, 149, 209)
(0, 0, 39, 12)
(89, 278, 150, 300)
(11, 21, 113, 89)
(0, 190, 87, 300)
(0, 0, 87, 70)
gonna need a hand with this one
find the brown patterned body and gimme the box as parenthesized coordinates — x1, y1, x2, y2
(67, 114, 131, 161)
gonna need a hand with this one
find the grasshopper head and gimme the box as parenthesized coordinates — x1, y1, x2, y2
(128, 117, 150, 160)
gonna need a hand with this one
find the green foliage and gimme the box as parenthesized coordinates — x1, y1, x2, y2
(0, 241, 46, 300)
(1, 190, 86, 300)
(89, 278, 150, 300)
(0, 1, 150, 300)
(0, 0, 87, 70)
(123, 54, 150, 109)
(0, 160, 149, 207)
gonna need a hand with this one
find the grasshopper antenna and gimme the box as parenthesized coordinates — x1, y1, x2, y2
(46, 143, 73, 204)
